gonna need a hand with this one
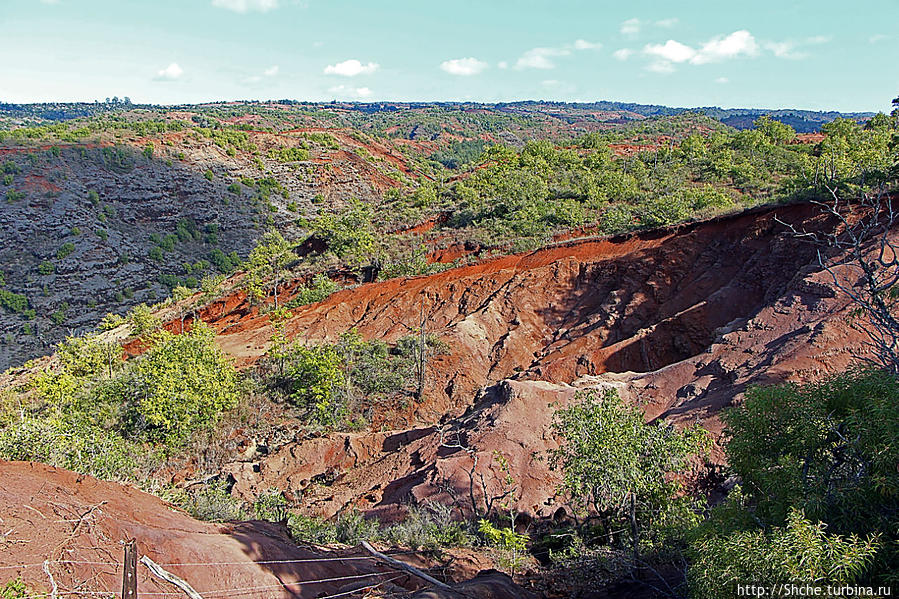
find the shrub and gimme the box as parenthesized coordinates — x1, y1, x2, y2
(57, 242, 75, 260)
(549, 389, 709, 562)
(310, 200, 376, 264)
(127, 303, 161, 336)
(689, 508, 880, 598)
(268, 146, 310, 163)
(286, 273, 339, 307)
(0, 289, 28, 314)
(110, 323, 240, 445)
(281, 344, 346, 425)
(288, 511, 378, 546)
(179, 480, 244, 522)
(383, 503, 475, 550)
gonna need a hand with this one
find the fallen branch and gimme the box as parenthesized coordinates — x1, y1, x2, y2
(360, 540, 450, 590)
(140, 555, 204, 599)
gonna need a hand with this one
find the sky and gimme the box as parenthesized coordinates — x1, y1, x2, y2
(1, 0, 896, 112)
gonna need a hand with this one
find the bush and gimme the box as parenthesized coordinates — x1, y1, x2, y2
(57, 242, 75, 260)
(310, 200, 376, 264)
(268, 146, 310, 163)
(280, 344, 346, 425)
(549, 389, 709, 562)
(286, 273, 339, 307)
(110, 323, 240, 445)
(288, 511, 378, 546)
(689, 508, 880, 598)
(0, 289, 28, 314)
(179, 480, 244, 522)
(714, 369, 899, 581)
(383, 503, 475, 550)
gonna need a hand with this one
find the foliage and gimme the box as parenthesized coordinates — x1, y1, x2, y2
(549, 389, 709, 562)
(177, 479, 244, 522)
(288, 510, 379, 546)
(382, 503, 475, 550)
(286, 273, 340, 307)
(714, 369, 899, 582)
(689, 508, 880, 598)
(0, 289, 28, 314)
(243, 228, 297, 307)
(268, 329, 417, 429)
(277, 343, 347, 426)
(56, 242, 75, 260)
(310, 200, 376, 265)
(268, 146, 310, 163)
(0, 579, 28, 599)
(109, 323, 240, 445)
(478, 518, 530, 574)
(127, 303, 161, 336)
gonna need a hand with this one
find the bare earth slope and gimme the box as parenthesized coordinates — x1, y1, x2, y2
(194, 203, 873, 521)
(0, 461, 431, 598)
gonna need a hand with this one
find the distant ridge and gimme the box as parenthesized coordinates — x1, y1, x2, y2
(0, 99, 875, 133)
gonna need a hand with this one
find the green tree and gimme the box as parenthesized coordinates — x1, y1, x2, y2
(244, 228, 297, 308)
(311, 200, 376, 265)
(281, 344, 346, 426)
(549, 389, 709, 565)
(112, 323, 240, 445)
(690, 507, 880, 598)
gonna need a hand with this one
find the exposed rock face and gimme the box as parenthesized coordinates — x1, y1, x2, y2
(0, 129, 399, 370)
(215, 202, 874, 521)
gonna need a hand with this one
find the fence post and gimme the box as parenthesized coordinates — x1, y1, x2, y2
(122, 538, 137, 599)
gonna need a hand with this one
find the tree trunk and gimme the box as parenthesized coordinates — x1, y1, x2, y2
(629, 492, 640, 576)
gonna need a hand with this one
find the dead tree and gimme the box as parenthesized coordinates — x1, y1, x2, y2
(777, 183, 899, 374)
(436, 427, 517, 520)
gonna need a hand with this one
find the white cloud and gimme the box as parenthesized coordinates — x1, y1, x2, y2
(621, 18, 640, 36)
(692, 30, 758, 64)
(154, 63, 183, 81)
(211, 0, 279, 13)
(869, 33, 889, 44)
(765, 35, 830, 59)
(328, 85, 373, 98)
(655, 18, 678, 28)
(765, 40, 801, 59)
(39, 0, 60, 4)
(264, 65, 279, 76)
(716, 76, 729, 84)
(440, 57, 488, 76)
(573, 39, 602, 50)
(324, 59, 379, 76)
(510, 39, 602, 70)
(613, 48, 634, 61)
(643, 30, 758, 72)
(644, 39, 696, 63)
(515, 46, 571, 69)
(497, 61, 508, 69)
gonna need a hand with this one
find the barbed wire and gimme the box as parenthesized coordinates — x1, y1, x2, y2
(4, 552, 427, 598)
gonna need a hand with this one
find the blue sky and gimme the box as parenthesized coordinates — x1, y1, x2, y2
(1, 0, 896, 112)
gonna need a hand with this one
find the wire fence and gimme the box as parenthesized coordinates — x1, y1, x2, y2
(3, 550, 424, 599)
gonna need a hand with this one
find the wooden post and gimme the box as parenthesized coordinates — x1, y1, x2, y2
(122, 539, 137, 599)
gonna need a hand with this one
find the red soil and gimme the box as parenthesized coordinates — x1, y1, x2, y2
(207, 202, 881, 520)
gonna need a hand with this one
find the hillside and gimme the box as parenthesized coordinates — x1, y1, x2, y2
(1, 99, 897, 597)
(1, 101, 882, 370)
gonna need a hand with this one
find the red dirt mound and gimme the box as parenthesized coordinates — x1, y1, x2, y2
(0, 461, 428, 598)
